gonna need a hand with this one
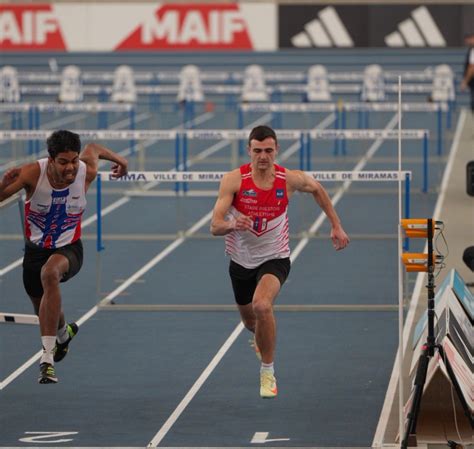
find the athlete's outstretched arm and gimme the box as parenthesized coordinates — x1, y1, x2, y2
(80, 142, 128, 186)
(287, 169, 349, 250)
(0, 163, 38, 203)
(210, 170, 252, 236)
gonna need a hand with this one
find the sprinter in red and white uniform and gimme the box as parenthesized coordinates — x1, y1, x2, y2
(211, 125, 349, 398)
(0, 130, 127, 384)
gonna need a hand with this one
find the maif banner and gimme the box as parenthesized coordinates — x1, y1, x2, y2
(0, 3, 276, 51)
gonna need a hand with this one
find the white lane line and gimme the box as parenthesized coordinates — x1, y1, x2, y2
(372, 108, 467, 447)
(146, 322, 245, 448)
(146, 114, 397, 447)
(0, 348, 43, 391)
(433, 109, 466, 220)
(0, 258, 23, 277)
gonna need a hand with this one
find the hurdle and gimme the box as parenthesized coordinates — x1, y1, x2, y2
(0, 313, 39, 325)
(181, 129, 430, 192)
(240, 102, 446, 154)
(0, 104, 32, 142)
(15, 63, 455, 113)
(0, 103, 136, 156)
(95, 169, 412, 253)
(15, 67, 443, 84)
(343, 101, 447, 156)
(0, 129, 181, 190)
(0, 193, 39, 326)
(0, 128, 431, 192)
(35, 102, 135, 130)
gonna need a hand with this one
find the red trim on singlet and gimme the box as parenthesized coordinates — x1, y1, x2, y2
(71, 220, 82, 243)
(24, 202, 32, 240)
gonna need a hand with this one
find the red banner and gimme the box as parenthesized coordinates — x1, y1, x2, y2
(116, 4, 253, 50)
(0, 4, 66, 50)
(0, 3, 275, 51)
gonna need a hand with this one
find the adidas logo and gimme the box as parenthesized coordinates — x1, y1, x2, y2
(291, 6, 353, 48)
(385, 6, 446, 47)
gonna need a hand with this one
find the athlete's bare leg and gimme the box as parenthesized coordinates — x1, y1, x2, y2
(251, 274, 281, 364)
(29, 296, 65, 330)
(238, 303, 256, 333)
(38, 254, 69, 336)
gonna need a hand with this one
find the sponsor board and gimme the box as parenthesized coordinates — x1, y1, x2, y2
(279, 4, 474, 48)
(0, 3, 276, 51)
(0, 4, 66, 50)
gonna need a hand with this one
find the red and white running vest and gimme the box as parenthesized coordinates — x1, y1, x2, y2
(25, 158, 87, 249)
(225, 163, 290, 268)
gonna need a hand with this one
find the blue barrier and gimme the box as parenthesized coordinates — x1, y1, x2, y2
(175, 134, 182, 193)
(307, 134, 312, 170)
(27, 107, 34, 156)
(96, 173, 104, 252)
(237, 108, 244, 157)
(129, 108, 136, 154)
(341, 107, 347, 156)
(299, 133, 305, 170)
(437, 105, 443, 155)
(182, 132, 188, 193)
(423, 132, 429, 193)
(404, 173, 411, 251)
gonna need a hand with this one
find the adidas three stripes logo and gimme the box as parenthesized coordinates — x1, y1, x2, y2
(291, 5, 446, 48)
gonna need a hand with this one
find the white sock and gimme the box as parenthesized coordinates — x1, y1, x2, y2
(260, 362, 274, 375)
(40, 336, 56, 365)
(57, 324, 68, 344)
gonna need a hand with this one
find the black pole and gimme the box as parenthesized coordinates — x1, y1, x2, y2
(426, 218, 436, 357)
(401, 219, 436, 449)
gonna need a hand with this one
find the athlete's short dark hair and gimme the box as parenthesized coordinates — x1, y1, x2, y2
(47, 130, 81, 159)
(248, 125, 277, 146)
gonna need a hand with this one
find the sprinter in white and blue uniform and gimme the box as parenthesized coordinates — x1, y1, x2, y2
(0, 130, 128, 384)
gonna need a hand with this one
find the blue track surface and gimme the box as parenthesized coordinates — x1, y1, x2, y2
(0, 50, 461, 447)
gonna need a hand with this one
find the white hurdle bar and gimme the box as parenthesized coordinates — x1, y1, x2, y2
(15, 68, 441, 83)
(0, 313, 39, 325)
(15, 67, 443, 83)
(95, 170, 412, 254)
(0, 129, 430, 191)
(18, 83, 438, 96)
(239, 102, 446, 156)
(0, 129, 427, 141)
(98, 170, 412, 182)
(0, 103, 137, 155)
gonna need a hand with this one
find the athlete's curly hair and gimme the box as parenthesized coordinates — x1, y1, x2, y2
(46, 130, 81, 159)
(248, 125, 277, 146)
